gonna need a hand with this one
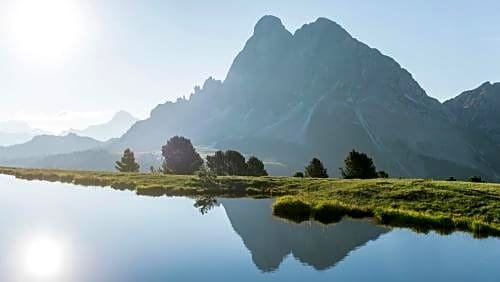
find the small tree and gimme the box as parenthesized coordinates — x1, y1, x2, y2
(305, 158, 329, 178)
(246, 156, 268, 176)
(115, 148, 140, 172)
(340, 150, 378, 179)
(161, 136, 203, 174)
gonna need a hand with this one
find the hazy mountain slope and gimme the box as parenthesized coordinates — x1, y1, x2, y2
(0, 133, 104, 160)
(0, 121, 49, 146)
(2, 150, 161, 173)
(114, 16, 499, 179)
(64, 111, 138, 141)
(444, 82, 500, 145)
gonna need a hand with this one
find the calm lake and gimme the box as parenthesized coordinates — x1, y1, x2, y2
(0, 175, 499, 282)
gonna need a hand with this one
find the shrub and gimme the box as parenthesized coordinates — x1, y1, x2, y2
(469, 176, 483, 183)
(446, 176, 456, 181)
(293, 171, 304, 178)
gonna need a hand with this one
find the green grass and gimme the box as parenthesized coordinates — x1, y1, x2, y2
(0, 166, 301, 197)
(1, 166, 500, 237)
(271, 178, 500, 238)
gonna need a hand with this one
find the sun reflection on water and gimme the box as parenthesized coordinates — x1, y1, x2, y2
(21, 235, 66, 279)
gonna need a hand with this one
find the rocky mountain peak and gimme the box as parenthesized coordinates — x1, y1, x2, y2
(253, 15, 287, 35)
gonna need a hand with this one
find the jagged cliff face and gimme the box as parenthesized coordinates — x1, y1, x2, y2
(445, 82, 500, 145)
(116, 16, 500, 179)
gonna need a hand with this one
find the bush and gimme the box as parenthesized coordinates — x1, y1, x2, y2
(469, 176, 483, 183)
(293, 171, 304, 178)
(446, 176, 456, 181)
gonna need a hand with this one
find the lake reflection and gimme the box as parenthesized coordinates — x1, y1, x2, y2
(0, 175, 499, 282)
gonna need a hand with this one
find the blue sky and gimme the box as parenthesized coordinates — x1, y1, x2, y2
(0, 0, 499, 132)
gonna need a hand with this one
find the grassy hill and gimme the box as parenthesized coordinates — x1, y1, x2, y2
(0, 166, 498, 237)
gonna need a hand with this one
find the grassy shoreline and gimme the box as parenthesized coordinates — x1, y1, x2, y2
(1, 166, 499, 237)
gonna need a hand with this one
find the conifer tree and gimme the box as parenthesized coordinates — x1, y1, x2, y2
(115, 148, 140, 172)
(305, 158, 329, 178)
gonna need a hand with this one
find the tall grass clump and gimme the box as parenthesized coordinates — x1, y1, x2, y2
(272, 196, 312, 222)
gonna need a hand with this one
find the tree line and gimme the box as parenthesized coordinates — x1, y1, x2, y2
(115, 136, 268, 176)
(115, 135, 389, 180)
(116, 137, 486, 182)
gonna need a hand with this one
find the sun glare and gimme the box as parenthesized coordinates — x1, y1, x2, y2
(22, 236, 66, 278)
(5, 0, 86, 64)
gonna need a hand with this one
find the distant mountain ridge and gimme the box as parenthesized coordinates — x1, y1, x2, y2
(112, 16, 500, 180)
(0, 121, 49, 146)
(0, 133, 104, 160)
(63, 111, 138, 141)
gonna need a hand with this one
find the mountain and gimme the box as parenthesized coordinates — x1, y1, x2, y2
(444, 82, 500, 145)
(112, 16, 500, 180)
(0, 121, 49, 146)
(63, 111, 139, 141)
(0, 133, 104, 160)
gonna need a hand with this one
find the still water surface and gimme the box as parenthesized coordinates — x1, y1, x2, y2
(0, 175, 499, 282)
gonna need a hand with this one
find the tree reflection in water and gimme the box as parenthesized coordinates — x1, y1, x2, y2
(194, 196, 219, 215)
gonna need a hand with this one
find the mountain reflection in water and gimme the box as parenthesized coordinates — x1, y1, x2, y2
(220, 198, 389, 272)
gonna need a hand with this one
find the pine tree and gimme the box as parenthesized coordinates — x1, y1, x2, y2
(115, 148, 140, 172)
(305, 158, 328, 178)
(340, 150, 378, 179)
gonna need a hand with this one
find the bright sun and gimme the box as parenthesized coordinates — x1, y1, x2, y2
(5, 0, 85, 64)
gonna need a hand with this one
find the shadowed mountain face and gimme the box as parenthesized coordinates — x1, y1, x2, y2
(220, 198, 389, 272)
(445, 82, 500, 146)
(113, 16, 500, 179)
